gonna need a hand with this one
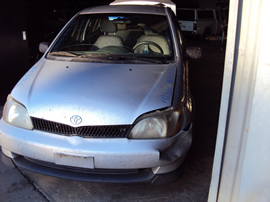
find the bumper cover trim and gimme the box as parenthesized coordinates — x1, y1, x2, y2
(7, 153, 186, 184)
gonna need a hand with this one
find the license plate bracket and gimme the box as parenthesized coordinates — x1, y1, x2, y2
(54, 152, 94, 169)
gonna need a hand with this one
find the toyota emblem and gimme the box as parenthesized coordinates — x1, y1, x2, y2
(70, 115, 82, 125)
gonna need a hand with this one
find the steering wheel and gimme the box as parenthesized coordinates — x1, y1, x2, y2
(133, 41, 163, 54)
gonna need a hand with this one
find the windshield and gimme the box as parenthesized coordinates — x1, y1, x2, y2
(48, 13, 174, 63)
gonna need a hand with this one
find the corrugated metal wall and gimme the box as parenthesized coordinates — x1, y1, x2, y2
(209, 0, 270, 201)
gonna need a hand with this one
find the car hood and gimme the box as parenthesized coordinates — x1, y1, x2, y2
(11, 59, 177, 126)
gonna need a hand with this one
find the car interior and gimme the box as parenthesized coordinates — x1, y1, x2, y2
(50, 13, 174, 59)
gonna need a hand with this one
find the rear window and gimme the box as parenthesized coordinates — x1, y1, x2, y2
(176, 10, 195, 21)
(197, 11, 214, 19)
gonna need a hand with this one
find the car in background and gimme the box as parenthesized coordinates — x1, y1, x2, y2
(177, 8, 223, 38)
(0, 2, 201, 184)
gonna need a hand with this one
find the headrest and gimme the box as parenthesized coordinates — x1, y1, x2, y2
(144, 26, 159, 36)
(102, 21, 117, 33)
(117, 24, 127, 30)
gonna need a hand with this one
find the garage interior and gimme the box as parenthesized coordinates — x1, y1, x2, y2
(0, 0, 228, 201)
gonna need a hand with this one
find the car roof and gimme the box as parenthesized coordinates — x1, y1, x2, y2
(110, 0, 174, 5)
(79, 5, 167, 15)
(110, 0, 176, 14)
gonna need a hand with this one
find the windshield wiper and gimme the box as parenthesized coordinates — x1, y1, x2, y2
(48, 51, 77, 57)
(129, 56, 164, 64)
(78, 54, 163, 64)
(77, 54, 108, 58)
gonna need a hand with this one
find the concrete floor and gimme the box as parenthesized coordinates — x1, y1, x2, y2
(0, 39, 225, 201)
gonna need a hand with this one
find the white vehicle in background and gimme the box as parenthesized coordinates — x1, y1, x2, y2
(177, 8, 223, 38)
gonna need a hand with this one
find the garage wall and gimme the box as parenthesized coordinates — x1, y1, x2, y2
(208, 0, 270, 201)
(0, 1, 30, 104)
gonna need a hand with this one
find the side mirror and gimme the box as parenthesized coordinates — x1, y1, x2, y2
(186, 47, 202, 59)
(39, 42, 50, 53)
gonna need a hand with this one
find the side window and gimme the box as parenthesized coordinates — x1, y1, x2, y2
(88, 18, 100, 32)
(84, 17, 102, 43)
(197, 11, 214, 19)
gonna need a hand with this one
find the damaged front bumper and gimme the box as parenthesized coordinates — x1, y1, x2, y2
(0, 119, 192, 184)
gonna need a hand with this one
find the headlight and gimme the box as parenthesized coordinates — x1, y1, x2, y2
(3, 95, 33, 130)
(129, 116, 167, 139)
(129, 104, 187, 139)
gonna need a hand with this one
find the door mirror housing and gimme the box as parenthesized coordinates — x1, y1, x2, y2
(39, 42, 49, 53)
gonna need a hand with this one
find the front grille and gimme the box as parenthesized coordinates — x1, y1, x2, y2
(31, 117, 132, 138)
